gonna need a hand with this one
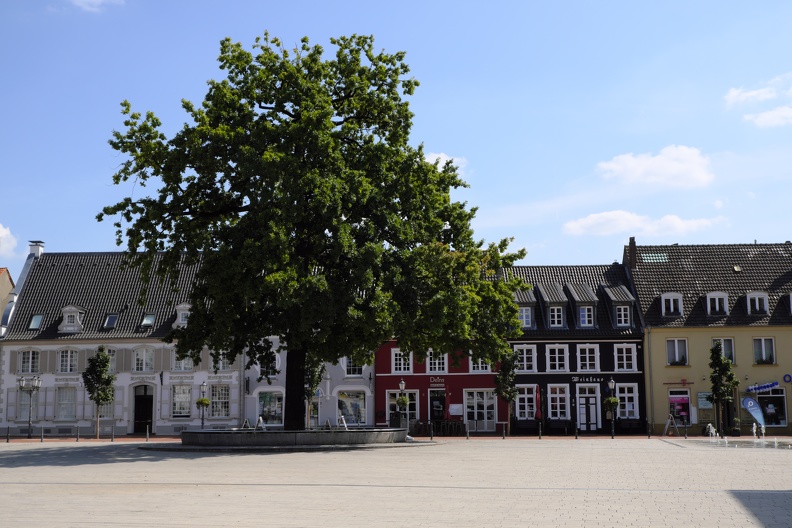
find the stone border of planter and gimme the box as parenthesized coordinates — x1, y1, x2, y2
(181, 428, 408, 447)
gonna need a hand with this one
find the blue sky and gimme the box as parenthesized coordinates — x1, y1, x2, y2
(3, 1, 792, 281)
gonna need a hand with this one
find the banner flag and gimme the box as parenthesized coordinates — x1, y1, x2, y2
(741, 397, 765, 427)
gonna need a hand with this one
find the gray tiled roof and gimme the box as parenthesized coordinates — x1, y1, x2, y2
(503, 264, 641, 338)
(2, 252, 199, 341)
(625, 242, 792, 327)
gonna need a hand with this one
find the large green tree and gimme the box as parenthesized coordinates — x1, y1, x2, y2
(82, 346, 116, 439)
(706, 341, 740, 436)
(99, 33, 525, 430)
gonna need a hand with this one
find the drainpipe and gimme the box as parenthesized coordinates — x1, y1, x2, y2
(646, 326, 654, 436)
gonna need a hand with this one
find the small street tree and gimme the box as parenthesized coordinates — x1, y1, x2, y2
(82, 346, 116, 439)
(706, 341, 740, 436)
(494, 350, 518, 436)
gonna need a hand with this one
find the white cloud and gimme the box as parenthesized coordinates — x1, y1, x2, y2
(70, 0, 124, 12)
(743, 106, 792, 128)
(724, 87, 776, 106)
(0, 224, 18, 258)
(425, 152, 468, 176)
(598, 145, 714, 189)
(713, 199, 724, 209)
(563, 210, 725, 237)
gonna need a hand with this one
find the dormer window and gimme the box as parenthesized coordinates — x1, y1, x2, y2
(103, 313, 119, 329)
(578, 306, 594, 327)
(517, 306, 532, 328)
(141, 314, 156, 328)
(661, 293, 683, 317)
(173, 303, 192, 329)
(549, 306, 563, 328)
(747, 292, 769, 315)
(615, 305, 631, 327)
(707, 292, 728, 316)
(58, 305, 85, 333)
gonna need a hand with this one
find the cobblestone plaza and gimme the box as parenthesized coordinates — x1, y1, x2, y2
(1, 436, 790, 527)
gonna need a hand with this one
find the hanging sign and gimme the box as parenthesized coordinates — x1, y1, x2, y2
(746, 382, 778, 393)
(741, 397, 765, 427)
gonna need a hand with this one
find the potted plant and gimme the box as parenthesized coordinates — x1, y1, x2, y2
(603, 396, 620, 415)
(195, 397, 210, 409)
(730, 418, 741, 436)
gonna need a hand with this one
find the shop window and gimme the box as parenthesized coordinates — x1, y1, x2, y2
(258, 391, 284, 425)
(669, 389, 690, 425)
(757, 389, 786, 427)
(337, 391, 366, 425)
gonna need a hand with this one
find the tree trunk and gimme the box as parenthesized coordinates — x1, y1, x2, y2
(284, 346, 307, 431)
(96, 403, 100, 439)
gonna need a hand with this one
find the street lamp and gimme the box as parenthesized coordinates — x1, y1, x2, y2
(399, 378, 406, 429)
(200, 381, 207, 429)
(18, 376, 42, 439)
(608, 377, 616, 439)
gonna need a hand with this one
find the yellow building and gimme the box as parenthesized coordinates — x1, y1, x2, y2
(625, 238, 792, 436)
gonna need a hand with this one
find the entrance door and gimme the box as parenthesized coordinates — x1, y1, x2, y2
(133, 385, 154, 434)
(429, 390, 446, 421)
(465, 390, 496, 432)
(577, 385, 599, 432)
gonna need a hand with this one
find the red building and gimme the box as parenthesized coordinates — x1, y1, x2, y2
(373, 340, 509, 435)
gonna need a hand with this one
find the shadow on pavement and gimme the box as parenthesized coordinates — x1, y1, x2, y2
(730, 490, 792, 528)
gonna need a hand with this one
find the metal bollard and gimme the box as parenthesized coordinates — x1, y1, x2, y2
(111, 425, 115, 442)
(146, 425, 149, 442)
(40, 427, 44, 442)
(647, 423, 651, 439)
(466, 422, 470, 440)
(539, 422, 542, 440)
(502, 425, 506, 440)
(6, 426, 9, 443)
(575, 426, 579, 439)
(429, 422, 433, 441)
(76, 427, 80, 442)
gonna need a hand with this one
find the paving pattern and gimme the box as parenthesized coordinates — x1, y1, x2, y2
(1, 436, 790, 527)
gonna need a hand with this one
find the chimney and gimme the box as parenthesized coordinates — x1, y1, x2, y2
(626, 236, 637, 269)
(29, 240, 45, 258)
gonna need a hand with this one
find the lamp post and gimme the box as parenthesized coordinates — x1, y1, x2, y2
(18, 376, 42, 439)
(608, 377, 616, 439)
(200, 381, 207, 429)
(399, 378, 406, 429)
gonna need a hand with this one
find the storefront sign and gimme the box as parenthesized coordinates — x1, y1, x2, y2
(449, 404, 464, 416)
(697, 392, 713, 409)
(429, 377, 445, 387)
(571, 376, 604, 383)
(746, 382, 779, 393)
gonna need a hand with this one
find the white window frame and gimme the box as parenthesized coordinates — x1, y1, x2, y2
(757, 388, 787, 427)
(105, 348, 117, 373)
(614, 344, 637, 372)
(20, 350, 40, 374)
(344, 357, 364, 377)
(171, 385, 191, 418)
(546, 344, 569, 372)
(133, 348, 154, 372)
(470, 356, 490, 373)
(747, 292, 769, 315)
(617, 383, 639, 419)
(576, 344, 599, 372)
(666, 339, 688, 366)
(753, 338, 775, 365)
(514, 345, 536, 373)
(17, 390, 38, 421)
(707, 292, 729, 315)
(661, 293, 683, 316)
(712, 338, 735, 364)
(214, 353, 232, 371)
(578, 306, 594, 327)
(258, 391, 284, 425)
(427, 350, 447, 374)
(515, 385, 537, 420)
(57, 386, 76, 420)
(549, 306, 563, 328)
(387, 390, 417, 425)
(173, 352, 193, 372)
(517, 306, 532, 328)
(103, 313, 118, 329)
(391, 348, 412, 374)
(615, 305, 631, 327)
(261, 353, 281, 378)
(58, 349, 78, 373)
(547, 384, 570, 420)
(210, 385, 230, 417)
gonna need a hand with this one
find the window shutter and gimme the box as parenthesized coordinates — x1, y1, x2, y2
(10, 350, 19, 373)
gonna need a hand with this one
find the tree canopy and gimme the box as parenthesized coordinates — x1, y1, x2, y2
(706, 341, 740, 434)
(99, 33, 525, 429)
